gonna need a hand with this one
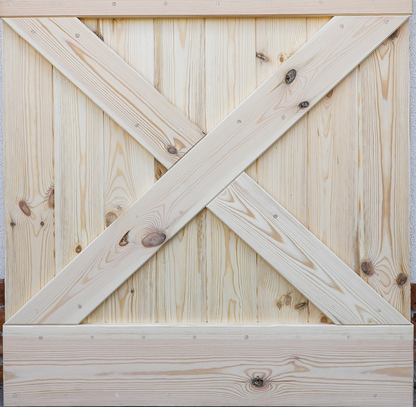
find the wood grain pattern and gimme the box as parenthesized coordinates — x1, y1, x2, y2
(306, 17, 359, 323)
(205, 18, 257, 323)
(255, 17, 310, 323)
(4, 324, 413, 406)
(154, 18, 207, 323)
(3, 17, 204, 169)
(85, 19, 157, 324)
(6, 16, 408, 325)
(3, 23, 55, 320)
(208, 173, 408, 324)
(54, 55, 105, 275)
(358, 21, 411, 319)
(0, 0, 412, 17)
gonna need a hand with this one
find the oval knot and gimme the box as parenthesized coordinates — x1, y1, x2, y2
(142, 231, 167, 248)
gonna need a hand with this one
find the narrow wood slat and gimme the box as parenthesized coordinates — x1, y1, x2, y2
(358, 21, 411, 319)
(306, 17, 359, 322)
(54, 36, 105, 276)
(208, 173, 409, 324)
(0, 0, 412, 17)
(205, 18, 258, 323)
(154, 18, 207, 323)
(255, 17, 310, 323)
(3, 23, 55, 320)
(85, 19, 157, 324)
(4, 324, 413, 406)
(6, 15, 408, 325)
(3, 17, 205, 169)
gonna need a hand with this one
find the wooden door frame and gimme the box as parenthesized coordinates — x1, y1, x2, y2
(1, 2, 413, 406)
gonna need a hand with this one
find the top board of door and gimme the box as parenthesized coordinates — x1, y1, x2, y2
(0, 0, 412, 17)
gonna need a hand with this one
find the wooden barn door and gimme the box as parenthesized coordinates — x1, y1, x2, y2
(1, 3, 413, 406)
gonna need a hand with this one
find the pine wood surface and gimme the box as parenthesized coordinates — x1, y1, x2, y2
(0, 0, 412, 17)
(3, 324, 413, 406)
(5, 16, 408, 325)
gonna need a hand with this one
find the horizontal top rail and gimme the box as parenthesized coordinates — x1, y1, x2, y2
(0, 0, 412, 17)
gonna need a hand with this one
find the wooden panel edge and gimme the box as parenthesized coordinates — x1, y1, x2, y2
(4, 324, 413, 406)
(0, 0, 412, 17)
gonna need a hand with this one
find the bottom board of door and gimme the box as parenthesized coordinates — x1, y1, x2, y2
(4, 324, 413, 406)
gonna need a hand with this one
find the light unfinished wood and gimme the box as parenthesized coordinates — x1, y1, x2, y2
(0, 0, 412, 17)
(3, 17, 204, 169)
(358, 21, 411, 319)
(205, 18, 257, 323)
(3, 24, 55, 319)
(154, 18, 207, 323)
(85, 19, 157, 324)
(306, 17, 358, 323)
(6, 15, 408, 325)
(208, 173, 409, 324)
(255, 17, 310, 323)
(4, 324, 413, 406)
(54, 62, 105, 275)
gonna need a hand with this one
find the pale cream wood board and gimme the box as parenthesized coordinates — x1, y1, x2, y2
(208, 173, 409, 325)
(85, 19, 157, 324)
(154, 18, 207, 323)
(3, 324, 413, 406)
(3, 24, 55, 319)
(6, 15, 409, 325)
(54, 19, 105, 279)
(255, 17, 310, 323)
(0, 0, 412, 17)
(358, 21, 411, 319)
(3, 17, 205, 169)
(306, 17, 359, 322)
(205, 18, 257, 323)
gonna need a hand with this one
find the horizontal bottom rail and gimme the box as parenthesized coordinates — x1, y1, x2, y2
(4, 324, 413, 406)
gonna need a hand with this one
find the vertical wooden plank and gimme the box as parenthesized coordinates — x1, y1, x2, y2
(54, 16, 104, 300)
(3, 24, 55, 319)
(255, 18, 310, 323)
(154, 19, 206, 322)
(85, 19, 157, 323)
(358, 21, 410, 319)
(205, 18, 257, 323)
(307, 17, 358, 323)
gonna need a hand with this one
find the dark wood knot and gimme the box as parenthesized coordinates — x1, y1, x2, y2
(167, 145, 178, 155)
(75, 245, 82, 253)
(285, 69, 297, 84)
(19, 200, 31, 217)
(142, 231, 167, 248)
(105, 212, 118, 227)
(251, 377, 264, 388)
(299, 101, 310, 109)
(396, 272, 408, 286)
(256, 52, 271, 62)
(361, 261, 375, 276)
(119, 231, 129, 247)
(294, 301, 308, 310)
(48, 187, 55, 209)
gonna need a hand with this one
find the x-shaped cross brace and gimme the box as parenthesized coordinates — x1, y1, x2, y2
(5, 15, 409, 326)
